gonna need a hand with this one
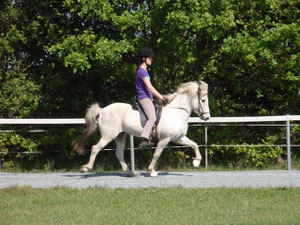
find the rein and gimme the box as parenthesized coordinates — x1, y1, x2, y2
(168, 106, 191, 115)
(197, 92, 209, 116)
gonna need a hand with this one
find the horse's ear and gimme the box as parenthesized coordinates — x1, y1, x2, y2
(198, 81, 202, 92)
(198, 81, 207, 90)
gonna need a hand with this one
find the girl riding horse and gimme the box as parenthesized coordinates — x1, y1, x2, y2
(136, 47, 168, 148)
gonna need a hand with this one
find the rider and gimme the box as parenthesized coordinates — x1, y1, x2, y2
(136, 47, 168, 148)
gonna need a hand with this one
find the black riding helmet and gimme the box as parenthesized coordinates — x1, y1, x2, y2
(138, 47, 154, 58)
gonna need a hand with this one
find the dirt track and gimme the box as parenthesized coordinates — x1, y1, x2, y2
(1, 170, 300, 189)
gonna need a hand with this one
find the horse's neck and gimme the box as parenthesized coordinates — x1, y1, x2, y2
(168, 93, 192, 114)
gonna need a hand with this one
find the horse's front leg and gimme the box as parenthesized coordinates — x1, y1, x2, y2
(174, 136, 202, 167)
(148, 138, 170, 177)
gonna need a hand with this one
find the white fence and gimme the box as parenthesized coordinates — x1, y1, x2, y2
(1, 115, 300, 171)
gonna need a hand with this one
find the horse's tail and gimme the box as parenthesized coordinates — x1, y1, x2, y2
(72, 103, 102, 155)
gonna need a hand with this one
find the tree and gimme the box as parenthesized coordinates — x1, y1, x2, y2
(206, 0, 300, 116)
(0, 0, 40, 118)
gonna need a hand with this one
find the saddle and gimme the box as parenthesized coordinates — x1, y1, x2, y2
(132, 98, 162, 144)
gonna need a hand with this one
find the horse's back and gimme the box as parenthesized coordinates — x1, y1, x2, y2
(99, 102, 142, 135)
(103, 102, 131, 110)
(101, 102, 133, 119)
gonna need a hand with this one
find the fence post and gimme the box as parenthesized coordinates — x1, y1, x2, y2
(130, 135, 135, 173)
(286, 115, 291, 171)
(0, 152, 1, 172)
(205, 125, 208, 169)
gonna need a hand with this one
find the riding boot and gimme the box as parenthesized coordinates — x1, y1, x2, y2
(139, 137, 154, 149)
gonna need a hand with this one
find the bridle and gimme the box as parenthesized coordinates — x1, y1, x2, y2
(168, 82, 209, 118)
(197, 82, 209, 118)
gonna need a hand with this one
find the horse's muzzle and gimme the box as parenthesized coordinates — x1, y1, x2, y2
(200, 113, 210, 121)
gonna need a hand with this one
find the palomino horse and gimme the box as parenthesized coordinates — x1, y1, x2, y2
(73, 81, 210, 177)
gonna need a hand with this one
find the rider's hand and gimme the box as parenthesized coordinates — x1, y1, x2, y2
(162, 96, 169, 105)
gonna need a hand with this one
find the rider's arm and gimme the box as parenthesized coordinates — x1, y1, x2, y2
(142, 77, 164, 101)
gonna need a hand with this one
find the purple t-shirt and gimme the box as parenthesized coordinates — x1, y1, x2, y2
(136, 67, 153, 100)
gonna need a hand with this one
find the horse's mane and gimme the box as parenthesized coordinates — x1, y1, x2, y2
(177, 81, 199, 95)
(166, 81, 202, 103)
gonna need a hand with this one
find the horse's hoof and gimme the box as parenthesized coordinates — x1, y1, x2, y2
(80, 166, 89, 173)
(150, 171, 159, 177)
(193, 159, 201, 167)
(124, 171, 136, 177)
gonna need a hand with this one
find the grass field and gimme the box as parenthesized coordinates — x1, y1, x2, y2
(1, 186, 299, 225)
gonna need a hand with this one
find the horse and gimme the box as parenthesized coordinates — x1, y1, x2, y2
(73, 81, 210, 177)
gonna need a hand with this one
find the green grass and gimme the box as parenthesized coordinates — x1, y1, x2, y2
(1, 186, 300, 225)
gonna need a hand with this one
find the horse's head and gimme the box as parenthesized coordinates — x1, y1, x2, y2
(171, 81, 210, 120)
(193, 81, 210, 121)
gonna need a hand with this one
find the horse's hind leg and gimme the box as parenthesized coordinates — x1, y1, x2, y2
(80, 137, 111, 173)
(115, 133, 134, 176)
(174, 136, 202, 167)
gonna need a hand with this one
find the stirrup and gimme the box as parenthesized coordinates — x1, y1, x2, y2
(139, 138, 154, 149)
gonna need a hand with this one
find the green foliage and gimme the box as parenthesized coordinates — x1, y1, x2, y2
(205, 0, 300, 116)
(43, 160, 56, 172)
(0, 2, 40, 118)
(155, 146, 192, 169)
(0, 132, 39, 155)
(0, 72, 40, 118)
(231, 142, 283, 168)
(205, 125, 289, 168)
(0, 0, 299, 170)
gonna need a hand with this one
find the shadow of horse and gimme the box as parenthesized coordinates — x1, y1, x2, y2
(62, 172, 194, 179)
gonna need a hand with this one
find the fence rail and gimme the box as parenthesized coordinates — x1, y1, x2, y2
(1, 115, 300, 172)
(1, 115, 300, 124)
